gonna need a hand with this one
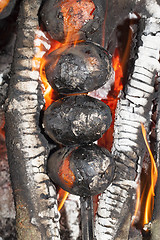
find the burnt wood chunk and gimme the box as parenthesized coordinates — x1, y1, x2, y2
(39, 0, 104, 42)
(45, 42, 112, 94)
(43, 95, 112, 145)
(47, 144, 115, 196)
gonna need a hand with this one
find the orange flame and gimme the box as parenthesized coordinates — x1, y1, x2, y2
(0, 0, 10, 13)
(61, 0, 95, 43)
(58, 189, 69, 211)
(98, 48, 123, 151)
(32, 30, 60, 109)
(132, 124, 158, 227)
(141, 123, 158, 225)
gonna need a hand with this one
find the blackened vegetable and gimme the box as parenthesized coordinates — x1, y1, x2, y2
(43, 95, 112, 145)
(45, 42, 112, 94)
(47, 144, 115, 196)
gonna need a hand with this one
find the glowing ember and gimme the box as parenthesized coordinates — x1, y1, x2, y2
(132, 124, 158, 228)
(34, 1, 95, 110)
(98, 48, 123, 151)
(61, 0, 95, 43)
(0, 0, 10, 13)
(58, 153, 76, 189)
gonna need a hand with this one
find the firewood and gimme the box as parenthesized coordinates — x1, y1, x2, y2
(5, 0, 60, 239)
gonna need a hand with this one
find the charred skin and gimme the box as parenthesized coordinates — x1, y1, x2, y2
(44, 42, 112, 94)
(39, 0, 104, 42)
(0, 0, 10, 14)
(0, 0, 20, 49)
(0, 0, 16, 18)
(48, 144, 115, 196)
(43, 95, 112, 145)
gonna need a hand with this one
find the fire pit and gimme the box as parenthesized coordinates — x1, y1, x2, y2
(0, 0, 160, 239)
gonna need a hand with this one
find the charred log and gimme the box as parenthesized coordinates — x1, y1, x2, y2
(0, 0, 17, 19)
(39, 0, 152, 50)
(44, 42, 112, 94)
(48, 144, 115, 196)
(43, 95, 112, 145)
(5, 0, 60, 239)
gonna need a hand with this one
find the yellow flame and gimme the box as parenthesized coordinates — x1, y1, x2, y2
(132, 123, 158, 227)
(141, 123, 158, 225)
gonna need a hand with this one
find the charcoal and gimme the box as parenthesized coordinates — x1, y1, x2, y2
(47, 144, 115, 196)
(43, 95, 112, 145)
(44, 42, 112, 94)
(39, 0, 105, 42)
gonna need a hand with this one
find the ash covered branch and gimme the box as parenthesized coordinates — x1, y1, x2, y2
(95, 6, 160, 240)
(5, 0, 60, 239)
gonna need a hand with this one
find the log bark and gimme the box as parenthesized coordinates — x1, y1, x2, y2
(5, 0, 60, 239)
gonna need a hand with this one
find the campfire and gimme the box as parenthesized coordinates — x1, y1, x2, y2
(0, 0, 160, 239)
